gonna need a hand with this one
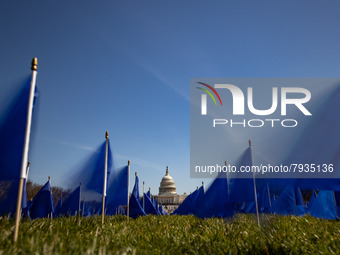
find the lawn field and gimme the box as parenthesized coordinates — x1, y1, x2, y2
(1, 214, 340, 254)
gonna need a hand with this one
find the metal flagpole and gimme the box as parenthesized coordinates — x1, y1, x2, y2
(249, 139, 260, 228)
(26, 162, 30, 178)
(101, 131, 109, 224)
(14, 58, 38, 242)
(225, 160, 230, 197)
(143, 181, 145, 211)
(127, 160, 130, 221)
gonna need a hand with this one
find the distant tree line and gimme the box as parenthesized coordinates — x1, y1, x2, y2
(0, 180, 71, 206)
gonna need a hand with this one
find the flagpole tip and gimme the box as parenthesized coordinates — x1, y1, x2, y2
(135, 172, 137, 177)
(48, 176, 51, 181)
(105, 131, 109, 139)
(249, 139, 252, 147)
(31, 58, 38, 71)
(143, 181, 145, 185)
(202, 181, 204, 185)
(27, 162, 30, 167)
(128, 160, 130, 165)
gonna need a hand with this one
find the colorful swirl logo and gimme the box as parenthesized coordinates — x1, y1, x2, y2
(196, 82, 222, 106)
(197, 82, 222, 115)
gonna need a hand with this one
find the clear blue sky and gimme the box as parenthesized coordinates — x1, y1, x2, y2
(0, 1, 340, 194)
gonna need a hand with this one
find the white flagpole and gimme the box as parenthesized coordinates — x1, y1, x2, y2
(26, 162, 30, 179)
(127, 160, 130, 221)
(101, 131, 109, 224)
(14, 58, 38, 242)
(225, 160, 230, 198)
(143, 181, 145, 211)
(249, 139, 260, 228)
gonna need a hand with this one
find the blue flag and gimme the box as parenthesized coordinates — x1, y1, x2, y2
(61, 185, 81, 216)
(146, 190, 151, 198)
(106, 166, 128, 215)
(0, 77, 39, 181)
(229, 147, 256, 205)
(27, 180, 54, 220)
(270, 185, 296, 215)
(128, 175, 146, 218)
(0, 179, 27, 216)
(173, 185, 204, 215)
(309, 190, 337, 219)
(143, 193, 159, 215)
(294, 186, 306, 216)
(195, 172, 234, 218)
(54, 197, 62, 217)
(69, 140, 112, 194)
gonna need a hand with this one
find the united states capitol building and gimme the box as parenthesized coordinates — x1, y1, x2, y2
(153, 166, 187, 214)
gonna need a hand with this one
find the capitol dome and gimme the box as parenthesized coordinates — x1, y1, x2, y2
(159, 166, 177, 195)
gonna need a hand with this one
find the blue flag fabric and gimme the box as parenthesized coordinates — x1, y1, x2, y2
(308, 190, 317, 210)
(173, 185, 204, 215)
(191, 185, 205, 215)
(128, 175, 146, 218)
(27, 180, 54, 220)
(54, 198, 62, 217)
(195, 172, 234, 218)
(0, 180, 27, 216)
(255, 183, 271, 213)
(271, 185, 296, 215)
(154, 199, 161, 215)
(309, 190, 337, 219)
(172, 188, 198, 215)
(146, 190, 151, 198)
(294, 186, 306, 216)
(229, 147, 256, 204)
(283, 85, 340, 191)
(0, 77, 39, 181)
(61, 185, 80, 216)
(143, 193, 159, 215)
(69, 141, 112, 194)
(106, 166, 128, 215)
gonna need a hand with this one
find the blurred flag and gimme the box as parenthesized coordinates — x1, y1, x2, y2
(128, 175, 146, 218)
(173, 185, 204, 215)
(270, 185, 295, 215)
(0, 77, 39, 181)
(143, 193, 158, 215)
(309, 190, 337, 219)
(195, 172, 234, 218)
(27, 180, 54, 220)
(106, 166, 128, 215)
(69, 140, 112, 194)
(61, 185, 81, 216)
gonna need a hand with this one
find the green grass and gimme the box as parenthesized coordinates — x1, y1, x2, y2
(0, 214, 340, 254)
